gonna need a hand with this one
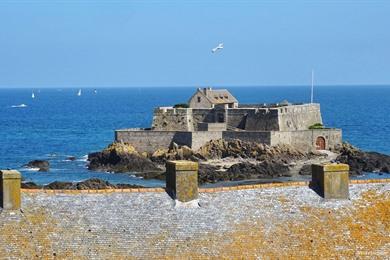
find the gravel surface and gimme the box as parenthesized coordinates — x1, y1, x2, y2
(0, 183, 388, 258)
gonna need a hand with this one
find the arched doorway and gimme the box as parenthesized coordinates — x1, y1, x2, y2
(217, 113, 225, 123)
(316, 136, 326, 150)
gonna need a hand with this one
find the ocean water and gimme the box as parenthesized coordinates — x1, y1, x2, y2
(0, 86, 389, 186)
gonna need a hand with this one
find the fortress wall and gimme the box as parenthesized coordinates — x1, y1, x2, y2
(225, 109, 253, 129)
(115, 129, 221, 152)
(270, 129, 342, 151)
(198, 123, 227, 131)
(222, 131, 271, 144)
(244, 109, 280, 131)
(191, 131, 223, 151)
(191, 109, 215, 130)
(115, 130, 181, 153)
(151, 108, 216, 131)
(151, 108, 192, 131)
(277, 104, 322, 131)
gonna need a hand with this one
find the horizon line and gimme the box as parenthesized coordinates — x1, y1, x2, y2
(0, 84, 390, 89)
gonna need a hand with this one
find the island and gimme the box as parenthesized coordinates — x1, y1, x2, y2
(88, 88, 390, 184)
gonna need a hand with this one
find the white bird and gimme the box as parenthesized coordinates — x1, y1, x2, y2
(212, 43, 223, 53)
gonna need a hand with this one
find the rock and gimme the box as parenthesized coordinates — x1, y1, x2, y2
(336, 142, 390, 175)
(67, 156, 77, 161)
(298, 164, 312, 175)
(88, 142, 161, 173)
(198, 164, 220, 184)
(24, 160, 50, 172)
(195, 139, 306, 161)
(135, 171, 166, 180)
(43, 178, 146, 190)
(115, 183, 145, 189)
(45, 181, 73, 189)
(227, 160, 290, 179)
(73, 178, 113, 190)
(197, 160, 291, 184)
(21, 182, 42, 189)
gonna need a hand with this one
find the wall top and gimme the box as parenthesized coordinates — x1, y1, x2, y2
(312, 163, 350, 172)
(166, 160, 199, 171)
(0, 170, 21, 179)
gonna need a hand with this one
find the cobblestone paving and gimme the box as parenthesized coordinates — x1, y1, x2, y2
(0, 183, 389, 259)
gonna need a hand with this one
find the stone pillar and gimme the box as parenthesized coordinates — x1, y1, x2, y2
(311, 164, 349, 199)
(166, 160, 198, 202)
(0, 170, 21, 210)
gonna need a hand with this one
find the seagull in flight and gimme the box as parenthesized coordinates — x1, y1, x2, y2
(212, 43, 224, 53)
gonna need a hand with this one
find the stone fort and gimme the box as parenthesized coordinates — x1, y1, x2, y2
(116, 88, 342, 153)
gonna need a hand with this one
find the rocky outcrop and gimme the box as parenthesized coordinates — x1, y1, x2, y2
(21, 182, 41, 189)
(336, 142, 390, 175)
(197, 161, 291, 184)
(88, 142, 162, 173)
(195, 139, 307, 161)
(150, 144, 197, 163)
(86, 139, 390, 185)
(22, 178, 145, 190)
(24, 160, 50, 171)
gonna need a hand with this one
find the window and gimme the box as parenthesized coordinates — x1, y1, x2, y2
(197, 96, 201, 102)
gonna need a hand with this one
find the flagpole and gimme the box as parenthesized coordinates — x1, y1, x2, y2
(311, 69, 314, 104)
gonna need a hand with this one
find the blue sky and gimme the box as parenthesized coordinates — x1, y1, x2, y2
(0, 1, 389, 87)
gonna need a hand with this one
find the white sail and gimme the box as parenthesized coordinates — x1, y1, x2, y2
(32, 91, 35, 99)
(77, 89, 82, 96)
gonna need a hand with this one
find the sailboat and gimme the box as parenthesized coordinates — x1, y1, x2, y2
(32, 91, 35, 99)
(77, 89, 82, 96)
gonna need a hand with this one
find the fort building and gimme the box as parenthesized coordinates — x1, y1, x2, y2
(116, 88, 342, 153)
(188, 87, 238, 109)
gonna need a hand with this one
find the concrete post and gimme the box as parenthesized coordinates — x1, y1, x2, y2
(0, 170, 21, 210)
(166, 160, 198, 202)
(311, 164, 349, 199)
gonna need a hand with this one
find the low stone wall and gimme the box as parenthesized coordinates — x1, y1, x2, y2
(115, 129, 222, 152)
(222, 131, 271, 144)
(191, 131, 223, 150)
(270, 129, 342, 151)
(115, 128, 342, 153)
(115, 129, 179, 153)
(20, 178, 390, 194)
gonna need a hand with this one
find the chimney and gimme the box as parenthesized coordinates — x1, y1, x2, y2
(203, 87, 212, 95)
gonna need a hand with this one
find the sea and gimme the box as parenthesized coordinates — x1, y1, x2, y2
(0, 86, 389, 187)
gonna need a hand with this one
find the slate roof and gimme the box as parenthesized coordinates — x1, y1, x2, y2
(199, 88, 238, 104)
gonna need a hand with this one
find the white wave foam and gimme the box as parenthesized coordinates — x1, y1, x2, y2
(77, 155, 88, 162)
(23, 167, 40, 172)
(11, 104, 28, 108)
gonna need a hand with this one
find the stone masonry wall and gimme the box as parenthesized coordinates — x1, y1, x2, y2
(151, 104, 322, 132)
(270, 129, 342, 151)
(244, 109, 280, 131)
(222, 131, 271, 144)
(191, 131, 223, 151)
(151, 108, 193, 131)
(115, 129, 221, 152)
(115, 130, 179, 153)
(277, 104, 322, 131)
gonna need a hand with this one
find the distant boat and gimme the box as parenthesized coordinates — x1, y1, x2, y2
(11, 104, 27, 108)
(32, 91, 35, 99)
(77, 89, 82, 96)
(93, 89, 97, 94)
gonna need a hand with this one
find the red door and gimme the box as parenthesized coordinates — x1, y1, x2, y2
(316, 136, 326, 150)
